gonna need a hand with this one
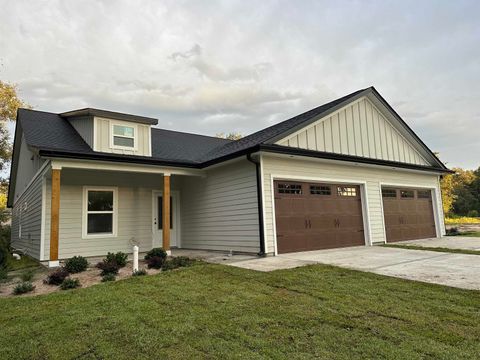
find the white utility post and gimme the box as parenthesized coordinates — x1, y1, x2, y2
(133, 245, 139, 272)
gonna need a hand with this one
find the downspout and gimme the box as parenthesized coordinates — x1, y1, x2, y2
(247, 153, 266, 257)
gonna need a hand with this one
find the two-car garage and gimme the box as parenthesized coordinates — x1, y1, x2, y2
(273, 180, 438, 254)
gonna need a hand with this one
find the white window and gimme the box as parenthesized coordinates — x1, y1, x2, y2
(111, 122, 136, 149)
(83, 187, 118, 238)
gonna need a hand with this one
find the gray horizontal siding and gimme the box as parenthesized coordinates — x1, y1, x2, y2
(44, 169, 179, 260)
(180, 159, 261, 253)
(11, 175, 43, 260)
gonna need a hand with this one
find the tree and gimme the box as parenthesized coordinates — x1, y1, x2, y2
(440, 173, 455, 216)
(216, 132, 243, 140)
(0, 81, 30, 222)
(0, 81, 30, 173)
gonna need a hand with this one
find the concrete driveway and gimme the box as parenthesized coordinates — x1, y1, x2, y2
(227, 245, 480, 290)
(400, 236, 480, 250)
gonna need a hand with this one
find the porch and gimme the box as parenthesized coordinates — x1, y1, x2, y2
(42, 157, 261, 265)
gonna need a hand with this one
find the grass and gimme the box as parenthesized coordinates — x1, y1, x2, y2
(1, 263, 479, 359)
(456, 231, 480, 237)
(445, 216, 480, 225)
(381, 244, 480, 256)
(6, 254, 41, 272)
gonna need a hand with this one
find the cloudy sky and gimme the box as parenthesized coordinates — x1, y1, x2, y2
(1, 0, 479, 168)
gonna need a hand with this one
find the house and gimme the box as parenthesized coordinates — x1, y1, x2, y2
(7, 87, 452, 267)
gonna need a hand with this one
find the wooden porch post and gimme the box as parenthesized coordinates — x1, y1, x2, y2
(162, 174, 171, 252)
(49, 168, 61, 266)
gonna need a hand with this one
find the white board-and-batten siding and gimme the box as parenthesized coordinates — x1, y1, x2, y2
(179, 159, 261, 254)
(94, 117, 152, 156)
(277, 97, 429, 166)
(261, 155, 444, 254)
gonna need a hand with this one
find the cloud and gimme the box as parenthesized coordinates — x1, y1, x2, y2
(0, 0, 479, 168)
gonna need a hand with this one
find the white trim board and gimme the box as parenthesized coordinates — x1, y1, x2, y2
(50, 159, 204, 177)
(39, 177, 46, 261)
(82, 186, 119, 239)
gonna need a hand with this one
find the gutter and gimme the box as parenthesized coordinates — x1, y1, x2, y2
(246, 154, 266, 257)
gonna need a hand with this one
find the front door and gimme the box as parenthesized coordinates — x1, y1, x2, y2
(153, 191, 179, 248)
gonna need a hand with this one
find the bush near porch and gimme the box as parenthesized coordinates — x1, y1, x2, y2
(0, 263, 479, 359)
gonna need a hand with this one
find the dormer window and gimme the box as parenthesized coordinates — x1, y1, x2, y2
(111, 122, 137, 150)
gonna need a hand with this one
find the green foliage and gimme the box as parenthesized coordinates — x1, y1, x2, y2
(0, 225, 10, 268)
(145, 248, 167, 269)
(467, 210, 479, 217)
(96, 260, 119, 276)
(12, 281, 35, 295)
(132, 269, 147, 276)
(446, 227, 460, 236)
(60, 278, 80, 290)
(105, 252, 128, 268)
(144, 248, 167, 260)
(162, 256, 195, 271)
(20, 269, 35, 282)
(101, 273, 116, 282)
(0, 266, 7, 282)
(44, 267, 69, 285)
(64, 256, 89, 273)
(441, 167, 480, 217)
(0, 81, 31, 175)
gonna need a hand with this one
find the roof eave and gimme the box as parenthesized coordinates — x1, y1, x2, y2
(258, 144, 454, 174)
(60, 108, 158, 125)
(38, 149, 201, 169)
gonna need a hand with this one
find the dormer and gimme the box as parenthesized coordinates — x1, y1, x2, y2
(60, 108, 158, 157)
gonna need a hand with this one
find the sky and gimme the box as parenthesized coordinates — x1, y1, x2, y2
(0, 0, 479, 169)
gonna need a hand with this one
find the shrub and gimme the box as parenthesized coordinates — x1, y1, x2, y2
(0, 267, 8, 282)
(44, 267, 69, 285)
(105, 252, 128, 268)
(145, 248, 167, 269)
(101, 273, 116, 282)
(60, 278, 80, 290)
(21, 269, 35, 282)
(146, 256, 165, 269)
(162, 256, 195, 271)
(446, 227, 460, 236)
(13, 281, 35, 295)
(64, 256, 89, 273)
(467, 210, 479, 218)
(96, 261, 120, 276)
(145, 248, 167, 261)
(132, 269, 147, 276)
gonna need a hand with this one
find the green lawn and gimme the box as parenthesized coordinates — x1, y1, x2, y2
(1, 263, 479, 359)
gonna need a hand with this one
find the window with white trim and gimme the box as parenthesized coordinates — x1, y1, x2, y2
(84, 188, 117, 236)
(112, 124, 135, 148)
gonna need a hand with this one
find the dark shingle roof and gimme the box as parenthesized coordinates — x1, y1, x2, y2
(151, 128, 231, 163)
(20, 109, 92, 153)
(16, 86, 449, 172)
(17, 109, 231, 164)
(199, 88, 367, 162)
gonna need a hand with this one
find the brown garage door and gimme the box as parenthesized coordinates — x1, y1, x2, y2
(274, 181, 365, 254)
(382, 188, 436, 242)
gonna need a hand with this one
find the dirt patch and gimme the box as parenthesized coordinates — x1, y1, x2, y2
(0, 260, 160, 298)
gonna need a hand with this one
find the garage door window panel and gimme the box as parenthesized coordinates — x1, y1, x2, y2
(337, 186, 357, 197)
